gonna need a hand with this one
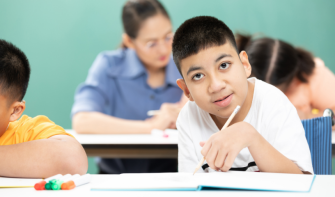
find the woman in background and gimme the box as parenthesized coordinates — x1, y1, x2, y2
(236, 34, 335, 120)
(71, 0, 185, 174)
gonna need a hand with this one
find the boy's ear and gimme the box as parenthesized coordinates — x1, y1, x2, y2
(176, 79, 194, 101)
(122, 33, 135, 49)
(9, 100, 26, 122)
(239, 51, 252, 78)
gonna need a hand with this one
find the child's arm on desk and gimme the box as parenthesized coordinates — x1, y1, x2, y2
(0, 135, 88, 178)
(73, 103, 181, 134)
(200, 122, 304, 174)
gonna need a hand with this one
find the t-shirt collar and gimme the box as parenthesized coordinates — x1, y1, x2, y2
(118, 49, 147, 78)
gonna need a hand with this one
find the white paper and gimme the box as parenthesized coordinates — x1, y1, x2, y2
(66, 129, 178, 145)
(0, 177, 42, 188)
(91, 171, 315, 192)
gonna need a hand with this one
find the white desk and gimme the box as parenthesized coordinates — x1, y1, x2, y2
(67, 130, 335, 158)
(66, 130, 178, 158)
(1, 175, 334, 197)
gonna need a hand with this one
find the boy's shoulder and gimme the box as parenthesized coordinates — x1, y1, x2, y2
(253, 78, 286, 99)
(1, 115, 71, 145)
(252, 78, 293, 110)
(177, 100, 215, 131)
(11, 115, 57, 128)
(8, 115, 67, 136)
(178, 100, 204, 120)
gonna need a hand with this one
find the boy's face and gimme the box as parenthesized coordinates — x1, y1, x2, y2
(177, 43, 252, 119)
(0, 95, 12, 135)
(0, 93, 25, 137)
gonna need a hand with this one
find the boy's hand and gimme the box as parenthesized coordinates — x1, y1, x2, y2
(200, 122, 260, 172)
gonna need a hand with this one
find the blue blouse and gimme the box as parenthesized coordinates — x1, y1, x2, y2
(71, 49, 183, 173)
(71, 49, 182, 120)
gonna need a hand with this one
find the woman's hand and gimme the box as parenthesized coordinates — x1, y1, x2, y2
(146, 103, 181, 130)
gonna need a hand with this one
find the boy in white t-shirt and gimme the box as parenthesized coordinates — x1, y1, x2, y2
(172, 16, 313, 174)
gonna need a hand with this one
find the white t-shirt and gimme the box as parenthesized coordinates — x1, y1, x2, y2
(177, 78, 313, 174)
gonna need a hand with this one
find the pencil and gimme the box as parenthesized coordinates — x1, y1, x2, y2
(193, 105, 241, 175)
(147, 110, 160, 116)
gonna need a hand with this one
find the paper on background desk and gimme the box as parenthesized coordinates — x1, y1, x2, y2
(151, 129, 178, 137)
(66, 129, 178, 145)
(0, 177, 42, 188)
(91, 171, 315, 192)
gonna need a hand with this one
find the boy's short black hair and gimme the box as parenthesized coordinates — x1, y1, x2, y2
(0, 39, 30, 103)
(172, 16, 238, 75)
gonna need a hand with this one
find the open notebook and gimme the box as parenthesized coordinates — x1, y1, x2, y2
(91, 171, 316, 192)
(0, 177, 42, 188)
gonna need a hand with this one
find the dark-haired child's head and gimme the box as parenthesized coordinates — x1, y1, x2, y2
(0, 39, 30, 136)
(173, 16, 253, 120)
(235, 34, 315, 92)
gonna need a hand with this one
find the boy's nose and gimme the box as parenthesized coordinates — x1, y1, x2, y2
(208, 76, 226, 94)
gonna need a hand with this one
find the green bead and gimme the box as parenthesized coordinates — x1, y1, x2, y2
(45, 183, 52, 190)
(49, 179, 57, 184)
(51, 180, 63, 190)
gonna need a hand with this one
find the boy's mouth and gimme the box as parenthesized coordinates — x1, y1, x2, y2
(213, 94, 233, 108)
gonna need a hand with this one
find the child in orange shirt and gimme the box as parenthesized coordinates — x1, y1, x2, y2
(0, 39, 88, 178)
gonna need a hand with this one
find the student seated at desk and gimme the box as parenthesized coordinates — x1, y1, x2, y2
(173, 16, 313, 174)
(0, 39, 88, 178)
(235, 34, 335, 121)
(71, 0, 185, 174)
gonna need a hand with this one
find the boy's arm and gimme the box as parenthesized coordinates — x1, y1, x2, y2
(0, 135, 88, 178)
(201, 122, 303, 174)
(248, 130, 307, 174)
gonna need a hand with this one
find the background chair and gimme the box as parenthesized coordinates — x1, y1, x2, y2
(301, 109, 334, 175)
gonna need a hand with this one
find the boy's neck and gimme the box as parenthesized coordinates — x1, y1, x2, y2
(0, 124, 9, 138)
(211, 80, 255, 130)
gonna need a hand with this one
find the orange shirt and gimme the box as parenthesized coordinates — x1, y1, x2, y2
(285, 58, 335, 114)
(0, 115, 73, 145)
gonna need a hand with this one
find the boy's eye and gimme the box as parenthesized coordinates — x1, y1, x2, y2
(219, 62, 230, 70)
(192, 73, 204, 81)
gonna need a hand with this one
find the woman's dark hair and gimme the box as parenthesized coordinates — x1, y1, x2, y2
(236, 34, 315, 86)
(122, 0, 170, 46)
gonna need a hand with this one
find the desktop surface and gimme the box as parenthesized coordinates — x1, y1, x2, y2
(1, 175, 334, 197)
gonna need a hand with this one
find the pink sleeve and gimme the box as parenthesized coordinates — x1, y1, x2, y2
(310, 58, 335, 111)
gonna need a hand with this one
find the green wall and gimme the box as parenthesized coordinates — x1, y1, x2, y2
(1, 0, 334, 174)
(1, 0, 334, 128)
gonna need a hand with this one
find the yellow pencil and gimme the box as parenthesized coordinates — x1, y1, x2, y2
(193, 105, 241, 175)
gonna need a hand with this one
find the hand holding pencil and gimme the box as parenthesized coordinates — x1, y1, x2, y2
(146, 103, 181, 130)
(193, 105, 241, 175)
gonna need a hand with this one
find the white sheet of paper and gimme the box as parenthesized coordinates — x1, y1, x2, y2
(0, 177, 42, 188)
(66, 129, 178, 145)
(91, 171, 315, 192)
